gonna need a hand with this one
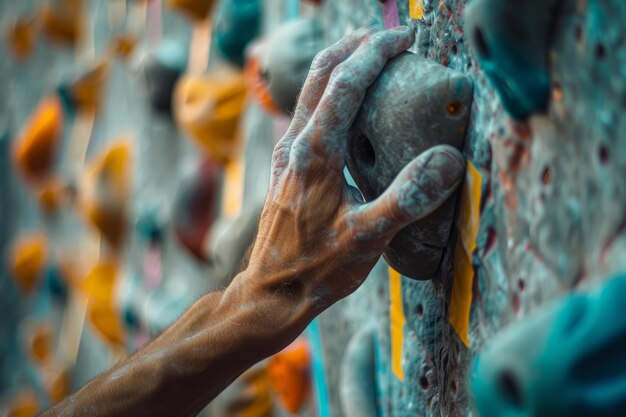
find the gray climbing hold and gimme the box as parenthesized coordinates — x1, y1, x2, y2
(347, 51, 472, 280)
(262, 17, 325, 115)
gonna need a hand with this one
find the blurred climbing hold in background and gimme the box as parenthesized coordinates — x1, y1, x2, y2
(9, 233, 48, 296)
(464, 0, 561, 120)
(213, 0, 261, 68)
(5, 16, 37, 61)
(78, 140, 133, 250)
(12, 96, 64, 185)
(247, 17, 324, 115)
(268, 339, 311, 414)
(58, 60, 110, 115)
(40, 0, 84, 47)
(82, 261, 126, 347)
(172, 157, 219, 261)
(139, 40, 188, 116)
(167, 0, 218, 21)
(174, 71, 248, 164)
(472, 274, 626, 417)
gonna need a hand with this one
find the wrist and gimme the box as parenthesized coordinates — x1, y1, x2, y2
(219, 268, 315, 357)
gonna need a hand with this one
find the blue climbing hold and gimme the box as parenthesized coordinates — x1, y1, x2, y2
(472, 274, 626, 417)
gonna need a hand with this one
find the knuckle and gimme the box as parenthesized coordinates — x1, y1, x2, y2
(311, 49, 329, 71)
(310, 49, 333, 72)
(329, 63, 358, 90)
(290, 110, 310, 129)
(354, 26, 376, 39)
(271, 137, 293, 163)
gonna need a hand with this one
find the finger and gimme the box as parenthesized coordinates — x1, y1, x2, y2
(276, 28, 376, 163)
(303, 26, 415, 162)
(287, 26, 377, 138)
(347, 145, 465, 240)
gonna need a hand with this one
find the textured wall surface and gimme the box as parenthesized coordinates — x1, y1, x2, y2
(314, 1, 626, 417)
(1, 0, 626, 416)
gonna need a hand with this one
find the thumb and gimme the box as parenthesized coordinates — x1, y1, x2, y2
(348, 145, 465, 240)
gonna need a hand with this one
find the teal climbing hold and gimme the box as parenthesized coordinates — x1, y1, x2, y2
(472, 274, 626, 417)
(464, 0, 561, 120)
(214, 0, 261, 68)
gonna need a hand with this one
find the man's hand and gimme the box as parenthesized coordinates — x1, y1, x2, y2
(224, 26, 465, 351)
(40, 27, 465, 417)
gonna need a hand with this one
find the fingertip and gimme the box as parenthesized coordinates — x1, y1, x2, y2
(422, 145, 466, 191)
(390, 25, 411, 33)
(388, 25, 416, 43)
(393, 145, 465, 221)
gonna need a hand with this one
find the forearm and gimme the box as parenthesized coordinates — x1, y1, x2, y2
(41, 270, 302, 417)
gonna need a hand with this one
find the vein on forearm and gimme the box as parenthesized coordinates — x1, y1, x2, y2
(39, 289, 259, 417)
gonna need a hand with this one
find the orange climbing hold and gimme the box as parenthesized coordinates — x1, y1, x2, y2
(9, 233, 48, 295)
(82, 261, 126, 346)
(3, 389, 40, 417)
(268, 339, 311, 414)
(24, 321, 55, 365)
(167, 0, 217, 21)
(79, 140, 132, 249)
(5, 17, 37, 61)
(108, 34, 138, 60)
(42, 363, 71, 404)
(245, 44, 281, 115)
(13, 96, 64, 184)
(174, 72, 248, 164)
(37, 177, 71, 215)
(40, 0, 83, 46)
(65, 61, 110, 114)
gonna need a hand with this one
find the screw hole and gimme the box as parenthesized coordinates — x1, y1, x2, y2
(542, 167, 552, 185)
(354, 134, 376, 167)
(596, 43, 606, 59)
(512, 293, 521, 313)
(575, 25, 583, 43)
(599, 145, 610, 164)
(417, 304, 424, 317)
(552, 80, 563, 102)
(420, 376, 429, 389)
(499, 370, 524, 409)
(447, 101, 461, 115)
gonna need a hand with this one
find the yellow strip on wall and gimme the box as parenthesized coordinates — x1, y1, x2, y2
(409, 0, 424, 19)
(449, 161, 483, 347)
(389, 267, 405, 381)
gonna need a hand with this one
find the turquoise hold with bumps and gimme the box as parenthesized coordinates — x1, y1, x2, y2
(472, 274, 626, 417)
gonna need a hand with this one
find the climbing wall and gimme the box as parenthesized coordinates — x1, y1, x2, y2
(313, 1, 626, 417)
(2, 0, 626, 416)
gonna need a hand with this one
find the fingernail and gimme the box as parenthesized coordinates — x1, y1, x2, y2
(424, 149, 465, 190)
(390, 25, 411, 32)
